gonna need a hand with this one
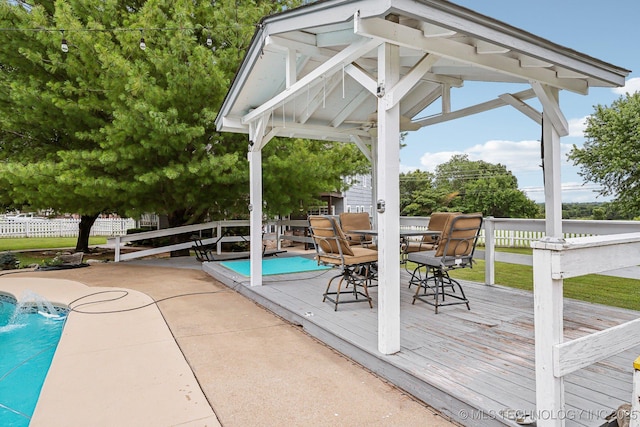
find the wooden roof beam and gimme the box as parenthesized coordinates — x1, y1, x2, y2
(243, 37, 380, 125)
(414, 88, 537, 127)
(355, 15, 589, 94)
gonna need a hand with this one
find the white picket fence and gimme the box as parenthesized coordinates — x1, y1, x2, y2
(0, 218, 136, 238)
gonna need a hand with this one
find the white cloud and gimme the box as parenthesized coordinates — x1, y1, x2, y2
(613, 77, 640, 95)
(466, 139, 542, 171)
(422, 139, 576, 172)
(419, 150, 464, 172)
(567, 116, 588, 137)
(414, 139, 580, 197)
(419, 139, 565, 174)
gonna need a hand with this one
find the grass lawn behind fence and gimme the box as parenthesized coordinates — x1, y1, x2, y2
(444, 258, 640, 311)
(0, 237, 107, 251)
(0, 237, 108, 267)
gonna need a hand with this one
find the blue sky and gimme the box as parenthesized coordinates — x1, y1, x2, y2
(400, 0, 640, 203)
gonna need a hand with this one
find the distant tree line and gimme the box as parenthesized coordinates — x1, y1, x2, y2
(560, 202, 632, 220)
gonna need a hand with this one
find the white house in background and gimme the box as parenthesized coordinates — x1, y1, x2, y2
(313, 173, 374, 217)
(343, 173, 374, 215)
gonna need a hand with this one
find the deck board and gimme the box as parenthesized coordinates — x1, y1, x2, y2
(203, 253, 638, 426)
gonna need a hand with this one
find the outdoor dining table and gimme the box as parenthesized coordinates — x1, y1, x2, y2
(348, 229, 440, 241)
(348, 229, 441, 256)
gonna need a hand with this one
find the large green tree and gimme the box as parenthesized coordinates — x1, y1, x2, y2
(400, 170, 451, 216)
(435, 155, 540, 218)
(0, 0, 367, 251)
(400, 155, 540, 218)
(568, 92, 640, 217)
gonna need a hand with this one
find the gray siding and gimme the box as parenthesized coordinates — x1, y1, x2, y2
(343, 174, 373, 215)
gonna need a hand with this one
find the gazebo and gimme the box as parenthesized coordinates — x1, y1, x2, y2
(215, 1, 630, 423)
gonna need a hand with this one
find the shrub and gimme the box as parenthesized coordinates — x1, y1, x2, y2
(0, 252, 20, 270)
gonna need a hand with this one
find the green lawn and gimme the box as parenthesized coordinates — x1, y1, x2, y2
(0, 237, 107, 251)
(408, 251, 640, 311)
(449, 260, 640, 311)
(0, 237, 108, 267)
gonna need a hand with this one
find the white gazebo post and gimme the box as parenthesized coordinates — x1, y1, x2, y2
(248, 143, 263, 287)
(533, 83, 568, 426)
(376, 40, 401, 355)
(247, 116, 271, 287)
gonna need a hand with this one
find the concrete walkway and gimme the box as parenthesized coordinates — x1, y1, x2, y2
(1, 259, 456, 426)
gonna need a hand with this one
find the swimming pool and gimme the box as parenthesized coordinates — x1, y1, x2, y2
(0, 293, 66, 426)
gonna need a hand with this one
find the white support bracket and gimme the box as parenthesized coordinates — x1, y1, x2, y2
(498, 93, 542, 124)
(248, 115, 268, 151)
(383, 53, 439, 109)
(531, 81, 569, 136)
(344, 63, 377, 95)
(350, 134, 373, 162)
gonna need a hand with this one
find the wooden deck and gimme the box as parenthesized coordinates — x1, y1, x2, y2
(202, 251, 639, 427)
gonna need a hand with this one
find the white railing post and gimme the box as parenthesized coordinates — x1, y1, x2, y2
(277, 220, 284, 251)
(532, 238, 565, 427)
(484, 216, 495, 285)
(216, 222, 223, 254)
(114, 236, 121, 262)
(632, 357, 640, 427)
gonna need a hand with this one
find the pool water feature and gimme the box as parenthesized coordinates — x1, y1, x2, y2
(0, 291, 67, 426)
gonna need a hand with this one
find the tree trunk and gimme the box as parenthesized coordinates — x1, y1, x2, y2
(75, 214, 99, 253)
(168, 209, 192, 257)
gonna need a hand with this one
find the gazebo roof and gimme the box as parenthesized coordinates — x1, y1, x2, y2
(215, 0, 630, 145)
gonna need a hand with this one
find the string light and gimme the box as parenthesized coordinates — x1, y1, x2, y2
(0, 26, 247, 51)
(139, 29, 146, 51)
(60, 30, 68, 53)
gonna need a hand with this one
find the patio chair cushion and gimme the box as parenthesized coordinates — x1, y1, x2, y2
(317, 246, 378, 266)
(434, 212, 483, 258)
(339, 212, 373, 246)
(309, 216, 354, 257)
(404, 212, 460, 253)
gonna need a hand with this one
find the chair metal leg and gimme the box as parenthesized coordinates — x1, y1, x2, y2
(322, 264, 373, 310)
(408, 264, 430, 289)
(412, 266, 470, 313)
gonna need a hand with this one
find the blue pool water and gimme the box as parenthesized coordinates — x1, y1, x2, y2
(0, 296, 66, 426)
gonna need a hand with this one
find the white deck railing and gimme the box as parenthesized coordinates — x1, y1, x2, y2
(104, 216, 640, 281)
(532, 233, 640, 426)
(109, 220, 252, 262)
